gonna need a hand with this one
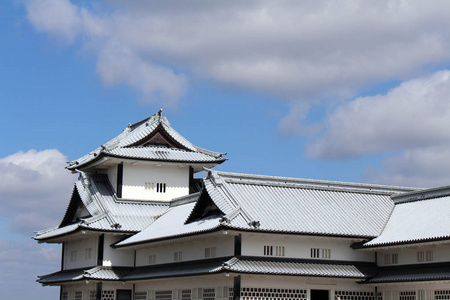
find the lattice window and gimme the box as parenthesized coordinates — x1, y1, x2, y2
(156, 290, 173, 300)
(241, 287, 307, 300)
(182, 290, 192, 300)
(62, 292, 69, 300)
(102, 290, 115, 300)
(400, 291, 416, 300)
(90, 290, 97, 300)
(376, 292, 383, 300)
(435, 290, 450, 299)
(135, 292, 148, 300)
(335, 291, 375, 300)
(75, 291, 83, 300)
(203, 288, 215, 300)
(229, 288, 234, 300)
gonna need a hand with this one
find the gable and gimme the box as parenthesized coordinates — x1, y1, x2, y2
(127, 124, 190, 150)
(185, 188, 224, 223)
(59, 187, 92, 227)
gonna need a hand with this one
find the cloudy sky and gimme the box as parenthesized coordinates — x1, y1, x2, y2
(2, 0, 450, 298)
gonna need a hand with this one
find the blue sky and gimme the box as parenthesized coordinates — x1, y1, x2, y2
(2, 1, 450, 299)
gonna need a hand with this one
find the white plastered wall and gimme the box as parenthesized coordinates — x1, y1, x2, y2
(63, 236, 98, 270)
(135, 234, 235, 267)
(376, 243, 450, 266)
(102, 234, 134, 267)
(121, 162, 189, 201)
(378, 282, 450, 300)
(242, 233, 374, 262)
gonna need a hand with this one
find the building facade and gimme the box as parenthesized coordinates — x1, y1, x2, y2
(35, 111, 450, 300)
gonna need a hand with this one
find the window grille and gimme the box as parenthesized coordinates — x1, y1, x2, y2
(149, 254, 156, 265)
(155, 291, 173, 300)
(435, 290, 450, 299)
(264, 245, 273, 256)
(205, 247, 216, 258)
(241, 287, 307, 300)
(85, 248, 92, 260)
(101, 290, 115, 300)
(264, 245, 285, 256)
(311, 248, 330, 259)
(384, 253, 398, 265)
(156, 183, 167, 193)
(135, 292, 148, 300)
(335, 291, 375, 300)
(89, 290, 97, 300)
(75, 291, 83, 300)
(174, 251, 182, 261)
(182, 289, 192, 300)
(400, 291, 416, 300)
(70, 250, 77, 262)
(417, 251, 433, 262)
(203, 288, 215, 300)
(62, 292, 69, 300)
(321, 248, 331, 259)
(145, 182, 154, 191)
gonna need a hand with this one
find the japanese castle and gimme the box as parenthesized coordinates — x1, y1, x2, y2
(35, 110, 450, 300)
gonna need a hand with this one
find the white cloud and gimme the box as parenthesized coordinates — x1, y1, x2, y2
(307, 70, 450, 159)
(361, 145, 450, 188)
(0, 240, 60, 299)
(0, 149, 76, 234)
(24, 0, 450, 108)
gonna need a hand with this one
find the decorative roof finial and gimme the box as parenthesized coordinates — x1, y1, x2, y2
(158, 108, 163, 116)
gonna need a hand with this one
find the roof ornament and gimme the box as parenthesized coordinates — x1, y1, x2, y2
(111, 223, 122, 229)
(248, 220, 260, 228)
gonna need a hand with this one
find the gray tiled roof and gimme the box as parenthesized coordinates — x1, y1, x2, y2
(67, 111, 225, 170)
(37, 266, 134, 285)
(39, 257, 376, 284)
(34, 173, 169, 241)
(363, 195, 450, 248)
(116, 199, 221, 247)
(106, 146, 225, 163)
(224, 257, 377, 279)
(205, 170, 413, 238)
(363, 263, 450, 284)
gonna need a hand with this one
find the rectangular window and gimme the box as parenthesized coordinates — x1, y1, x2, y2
(264, 245, 273, 256)
(181, 290, 192, 300)
(418, 250, 433, 262)
(145, 182, 154, 191)
(149, 254, 156, 265)
(85, 248, 92, 260)
(203, 288, 215, 300)
(384, 253, 398, 265)
(135, 292, 147, 300)
(75, 291, 83, 300)
(399, 291, 416, 300)
(276, 246, 285, 256)
(264, 245, 284, 256)
(174, 251, 182, 262)
(205, 247, 216, 258)
(155, 291, 172, 300)
(156, 183, 167, 193)
(70, 250, 77, 262)
(311, 248, 330, 259)
(311, 248, 320, 258)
